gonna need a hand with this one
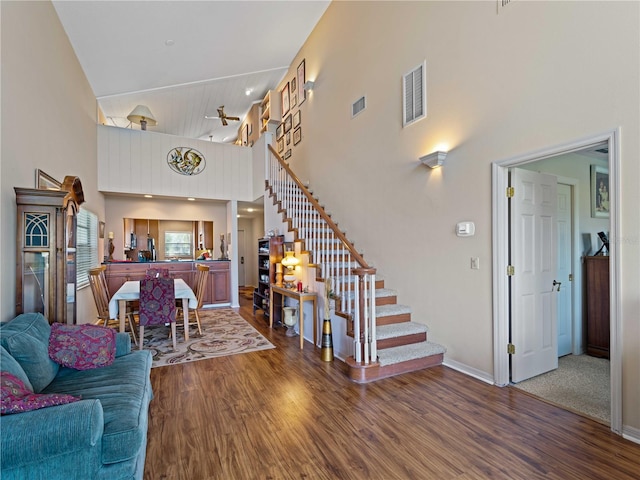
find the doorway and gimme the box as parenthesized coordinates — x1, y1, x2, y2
(492, 129, 621, 434)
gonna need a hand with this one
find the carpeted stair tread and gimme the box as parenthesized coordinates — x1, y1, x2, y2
(376, 304, 411, 317)
(378, 341, 446, 366)
(344, 288, 396, 300)
(376, 322, 428, 340)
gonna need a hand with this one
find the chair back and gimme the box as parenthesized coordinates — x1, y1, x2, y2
(139, 277, 176, 326)
(145, 268, 171, 279)
(88, 266, 110, 321)
(194, 264, 210, 308)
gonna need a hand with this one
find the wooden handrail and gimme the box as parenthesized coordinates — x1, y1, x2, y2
(267, 144, 371, 270)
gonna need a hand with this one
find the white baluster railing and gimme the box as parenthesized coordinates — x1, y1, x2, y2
(265, 145, 377, 365)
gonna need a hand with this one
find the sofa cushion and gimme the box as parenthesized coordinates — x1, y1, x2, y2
(1, 372, 79, 415)
(49, 323, 116, 370)
(0, 346, 32, 392)
(0, 313, 59, 393)
(43, 349, 153, 465)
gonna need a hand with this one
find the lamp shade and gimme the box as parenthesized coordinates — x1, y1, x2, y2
(127, 105, 157, 127)
(281, 251, 300, 269)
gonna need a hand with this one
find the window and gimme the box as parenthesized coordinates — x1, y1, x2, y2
(77, 209, 98, 289)
(165, 231, 192, 259)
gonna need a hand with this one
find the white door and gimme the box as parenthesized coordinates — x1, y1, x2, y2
(510, 168, 558, 383)
(237, 229, 246, 286)
(557, 183, 573, 357)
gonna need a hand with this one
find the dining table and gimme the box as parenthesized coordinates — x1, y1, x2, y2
(108, 278, 198, 341)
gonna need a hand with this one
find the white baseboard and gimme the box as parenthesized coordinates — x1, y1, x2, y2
(623, 425, 640, 445)
(442, 358, 495, 385)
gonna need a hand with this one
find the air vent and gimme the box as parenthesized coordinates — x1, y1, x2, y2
(352, 96, 366, 118)
(403, 61, 426, 127)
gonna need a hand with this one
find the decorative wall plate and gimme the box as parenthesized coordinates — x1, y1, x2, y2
(167, 147, 206, 176)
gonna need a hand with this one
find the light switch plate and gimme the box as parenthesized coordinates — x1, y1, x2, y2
(471, 257, 480, 270)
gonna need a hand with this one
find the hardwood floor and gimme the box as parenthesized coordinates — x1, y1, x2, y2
(144, 297, 640, 480)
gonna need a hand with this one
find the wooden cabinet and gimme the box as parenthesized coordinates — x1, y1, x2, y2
(260, 90, 282, 134)
(253, 236, 283, 318)
(15, 176, 84, 324)
(584, 256, 609, 359)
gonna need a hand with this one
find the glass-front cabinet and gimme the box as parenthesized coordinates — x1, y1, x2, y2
(15, 174, 84, 324)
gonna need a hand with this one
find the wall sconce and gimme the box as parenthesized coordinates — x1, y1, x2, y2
(127, 105, 157, 131)
(281, 250, 300, 289)
(303, 80, 315, 91)
(420, 151, 447, 168)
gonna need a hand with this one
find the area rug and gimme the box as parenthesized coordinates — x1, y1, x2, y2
(140, 308, 274, 368)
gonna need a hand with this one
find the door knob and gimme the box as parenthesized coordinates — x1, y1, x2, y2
(553, 280, 561, 292)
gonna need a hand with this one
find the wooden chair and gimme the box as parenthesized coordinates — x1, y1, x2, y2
(139, 276, 177, 351)
(177, 264, 209, 336)
(88, 266, 137, 345)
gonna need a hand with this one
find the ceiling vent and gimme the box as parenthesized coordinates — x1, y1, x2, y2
(403, 61, 426, 127)
(352, 96, 366, 118)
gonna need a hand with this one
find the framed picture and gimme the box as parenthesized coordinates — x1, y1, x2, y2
(291, 76, 297, 93)
(291, 94, 297, 108)
(36, 169, 61, 190)
(293, 127, 302, 146)
(281, 82, 290, 117)
(284, 149, 292, 160)
(591, 165, 609, 218)
(242, 124, 248, 146)
(286, 131, 291, 145)
(277, 137, 284, 153)
(293, 110, 301, 128)
(276, 123, 284, 139)
(99, 221, 105, 239)
(297, 59, 306, 105)
(284, 114, 292, 133)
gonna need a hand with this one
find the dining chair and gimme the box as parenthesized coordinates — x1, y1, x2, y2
(145, 268, 170, 279)
(177, 264, 209, 336)
(88, 266, 138, 345)
(138, 276, 177, 351)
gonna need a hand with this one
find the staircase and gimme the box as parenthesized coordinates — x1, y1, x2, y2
(265, 145, 445, 383)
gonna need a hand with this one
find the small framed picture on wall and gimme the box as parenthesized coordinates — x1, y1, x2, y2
(590, 165, 610, 218)
(293, 127, 302, 146)
(297, 59, 306, 105)
(281, 82, 290, 117)
(293, 110, 301, 128)
(277, 137, 284, 153)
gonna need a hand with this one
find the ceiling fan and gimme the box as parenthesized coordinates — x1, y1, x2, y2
(205, 106, 240, 126)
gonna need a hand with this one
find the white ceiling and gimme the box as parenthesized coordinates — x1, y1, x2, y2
(53, 0, 330, 143)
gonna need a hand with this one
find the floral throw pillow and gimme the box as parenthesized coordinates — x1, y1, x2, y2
(48, 323, 116, 370)
(1, 372, 79, 415)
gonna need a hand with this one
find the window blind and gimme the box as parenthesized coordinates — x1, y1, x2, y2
(77, 209, 98, 289)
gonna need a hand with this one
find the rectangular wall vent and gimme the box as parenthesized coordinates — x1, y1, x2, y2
(403, 61, 426, 127)
(352, 96, 366, 118)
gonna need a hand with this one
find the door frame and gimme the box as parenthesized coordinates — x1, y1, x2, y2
(491, 128, 621, 434)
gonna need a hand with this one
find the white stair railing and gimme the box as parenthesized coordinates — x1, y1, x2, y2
(265, 145, 377, 365)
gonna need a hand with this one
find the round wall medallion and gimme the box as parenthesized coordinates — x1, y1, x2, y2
(167, 147, 205, 176)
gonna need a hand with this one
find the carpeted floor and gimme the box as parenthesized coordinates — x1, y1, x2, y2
(512, 354, 610, 424)
(140, 308, 274, 368)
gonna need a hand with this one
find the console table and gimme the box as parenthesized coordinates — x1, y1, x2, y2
(269, 285, 317, 349)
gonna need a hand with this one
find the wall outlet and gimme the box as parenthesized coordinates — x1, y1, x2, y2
(471, 257, 480, 270)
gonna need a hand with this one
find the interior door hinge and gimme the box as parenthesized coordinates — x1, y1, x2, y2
(507, 265, 515, 276)
(507, 343, 516, 355)
(569, 273, 573, 281)
(506, 186, 515, 198)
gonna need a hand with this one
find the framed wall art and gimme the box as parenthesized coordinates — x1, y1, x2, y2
(293, 110, 301, 128)
(286, 131, 291, 145)
(284, 149, 292, 160)
(276, 123, 284, 139)
(293, 127, 301, 146)
(291, 93, 297, 108)
(277, 137, 284, 153)
(297, 59, 306, 105)
(284, 114, 292, 133)
(281, 82, 290, 118)
(291, 76, 296, 93)
(590, 165, 609, 218)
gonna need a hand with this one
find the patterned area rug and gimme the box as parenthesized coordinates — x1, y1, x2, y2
(141, 308, 275, 368)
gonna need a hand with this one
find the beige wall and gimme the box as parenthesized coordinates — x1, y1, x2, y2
(279, 1, 639, 430)
(1, 1, 102, 323)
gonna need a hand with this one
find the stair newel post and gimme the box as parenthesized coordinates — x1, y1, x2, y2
(353, 273, 362, 363)
(363, 273, 370, 364)
(369, 273, 377, 362)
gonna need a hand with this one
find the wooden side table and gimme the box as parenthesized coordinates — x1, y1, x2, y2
(269, 285, 317, 349)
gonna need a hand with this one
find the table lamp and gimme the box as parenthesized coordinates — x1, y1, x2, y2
(281, 251, 300, 289)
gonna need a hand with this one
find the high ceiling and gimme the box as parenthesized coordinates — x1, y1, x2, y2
(53, 0, 330, 143)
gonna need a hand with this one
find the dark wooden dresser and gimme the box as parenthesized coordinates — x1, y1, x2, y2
(584, 256, 609, 358)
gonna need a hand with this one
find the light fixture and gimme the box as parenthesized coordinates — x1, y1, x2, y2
(144, 194, 153, 198)
(127, 105, 157, 131)
(303, 80, 315, 91)
(187, 197, 195, 201)
(420, 151, 447, 168)
(281, 250, 300, 289)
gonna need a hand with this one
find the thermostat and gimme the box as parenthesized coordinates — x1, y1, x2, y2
(456, 221, 475, 237)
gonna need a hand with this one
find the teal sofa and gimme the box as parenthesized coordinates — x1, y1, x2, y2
(0, 313, 153, 480)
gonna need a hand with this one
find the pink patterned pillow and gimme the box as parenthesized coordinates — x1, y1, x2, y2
(1, 372, 79, 415)
(48, 323, 116, 370)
